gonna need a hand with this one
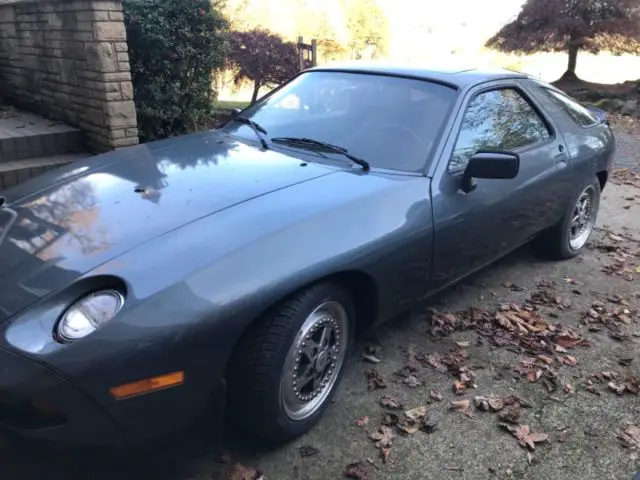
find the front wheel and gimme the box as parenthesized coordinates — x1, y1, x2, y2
(535, 176, 601, 260)
(226, 282, 355, 443)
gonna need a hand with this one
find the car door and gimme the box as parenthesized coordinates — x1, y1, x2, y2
(428, 81, 571, 289)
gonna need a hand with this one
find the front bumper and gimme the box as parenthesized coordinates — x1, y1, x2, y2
(0, 345, 226, 447)
(0, 345, 122, 445)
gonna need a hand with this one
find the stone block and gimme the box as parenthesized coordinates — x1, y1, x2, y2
(117, 61, 129, 72)
(79, 106, 104, 126)
(86, 42, 117, 72)
(105, 100, 136, 127)
(113, 42, 127, 52)
(114, 136, 138, 148)
(93, 1, 122, 12)
(85, 80, 119, 92)
(93, 21, 125, 41)
(105, 91, 121, 101)
(0, 7, 16, 24)
(77, 21, 93, 31)
(74, 31, 94, 41)
(125, 127, 139, 138)
(61, 40, 87, 60)
(102, 71, 130, 82)
(120, 81, 133, 100)
(108, 11, 123, 21)
(116, 52, 128, 62)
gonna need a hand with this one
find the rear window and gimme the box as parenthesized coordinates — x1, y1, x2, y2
(537, 87, 598, 127)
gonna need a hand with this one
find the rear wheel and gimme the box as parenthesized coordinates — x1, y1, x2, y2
(227, 282, 355, 443)
(535, 176, 601, 260)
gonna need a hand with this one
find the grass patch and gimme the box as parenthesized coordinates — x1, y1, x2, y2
(215, 100, 250, 111)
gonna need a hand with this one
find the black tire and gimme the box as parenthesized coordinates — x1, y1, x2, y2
(534, 175, 601, 260)
(226, 282, 356, 443)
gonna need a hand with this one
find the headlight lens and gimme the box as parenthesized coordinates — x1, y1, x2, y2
(56, 290, 124, 342)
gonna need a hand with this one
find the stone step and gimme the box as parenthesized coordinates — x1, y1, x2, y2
(0, 153, 91, 191)
(0, 128, 86, 162)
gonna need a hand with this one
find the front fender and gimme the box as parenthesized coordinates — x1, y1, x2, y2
(1, 169, 433, 429)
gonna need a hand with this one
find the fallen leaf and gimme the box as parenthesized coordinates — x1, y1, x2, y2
(356, 416, 369, 427)
(564, 382, 575, 395)
(404, 345, 421, 372)
(298, 445, 320, 457)
(429, 389, 443, 402)
(455, 341, 470, 348)
(617, 424, 640, 449)
(425, 353, 444, 371)
(380, 394, 403, 409)
(399, 406, 428, 435)
(365, 368, 387, 391)
(584, 379, 601, 395)
(562, 355, 578, 366)
(453, 380, 466, 394)
(450, 399, 472, 417)
(369, 426, 394, 448)
(599, 371, 619, 381)
(608, 381, 626, 395)
(403, 375, 422, 388)
(381, 413, 399, 426)
(380, 447, 391, 464)
(500, 423, 549, 450)
(503, 395, 532, 408)
(625, 375, 640, 394)
(474, 395, 504, 412)
(230, 463, 265, 480)
(344, 461, 373, 480)
(363, 354, 381, 364)
(499, 403, 521, 424)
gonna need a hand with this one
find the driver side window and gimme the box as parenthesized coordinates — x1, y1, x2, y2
(449, 88, 551, 172)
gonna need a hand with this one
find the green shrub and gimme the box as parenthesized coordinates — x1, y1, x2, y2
(123, 0, 229, 142)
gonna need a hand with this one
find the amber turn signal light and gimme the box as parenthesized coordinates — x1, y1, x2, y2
(109, 371, 185, 400)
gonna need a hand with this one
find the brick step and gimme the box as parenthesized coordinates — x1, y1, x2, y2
(0, 153, 91, 191)
(0, 128, 86, 162)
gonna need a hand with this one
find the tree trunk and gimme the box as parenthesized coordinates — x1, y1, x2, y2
(560, 45, 579, 81)
(251, 80, 261, 103)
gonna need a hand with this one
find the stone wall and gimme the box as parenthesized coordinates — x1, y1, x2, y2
(0, 0, 138, 152)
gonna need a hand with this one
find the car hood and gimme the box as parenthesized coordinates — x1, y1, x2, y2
(0, 131, 335, 321)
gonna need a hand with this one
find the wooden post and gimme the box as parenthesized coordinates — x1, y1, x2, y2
(298, 36, 305, 72)
(311, 39, 318, 67)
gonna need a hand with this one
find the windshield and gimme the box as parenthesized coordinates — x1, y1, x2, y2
(221, 71, 458, 172)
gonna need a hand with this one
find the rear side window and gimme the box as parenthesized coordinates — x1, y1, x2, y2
(538, 87, 598, 127)
(449, 88, 551, 172)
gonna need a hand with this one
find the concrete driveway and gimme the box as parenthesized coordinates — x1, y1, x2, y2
(1, 123, 640, 480)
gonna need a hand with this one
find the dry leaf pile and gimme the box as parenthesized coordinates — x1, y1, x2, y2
(585, 370, 640, 396)
(612, 168, 640, 188)
(617, 424, 640, 449)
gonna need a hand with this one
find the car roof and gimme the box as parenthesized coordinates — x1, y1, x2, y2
(307, 60, 532, 89)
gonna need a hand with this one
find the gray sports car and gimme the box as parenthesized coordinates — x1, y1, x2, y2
(0, 63, 614, 447)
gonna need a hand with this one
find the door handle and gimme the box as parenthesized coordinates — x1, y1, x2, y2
(555, 144, 568, 164)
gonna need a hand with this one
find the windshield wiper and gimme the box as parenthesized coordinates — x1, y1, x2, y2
(230, 116, 269, 150)
(271, 137, 370, 172)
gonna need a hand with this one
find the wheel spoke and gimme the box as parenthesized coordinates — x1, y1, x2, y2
(571, 215, 581, 229)
(319, 325, 332, 349)
(301, 339, 320, 362)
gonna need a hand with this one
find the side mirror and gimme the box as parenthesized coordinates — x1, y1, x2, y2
(461, 151, 520, 193)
